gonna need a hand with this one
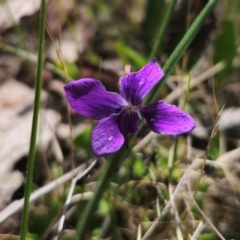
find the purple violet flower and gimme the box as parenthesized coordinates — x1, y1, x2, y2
(64, 59, 196, 156)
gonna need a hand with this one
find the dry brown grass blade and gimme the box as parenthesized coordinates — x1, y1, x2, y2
(142, 148, 240, 239)
(141, 157, 228, 240)
(190, 221, 206, 240)
(57, 159, 97, 239)
(193, 104, 224, 196)
(0, 163, 91, 223)
(165, 60, 227, 103)
(186, 179, 225, 240)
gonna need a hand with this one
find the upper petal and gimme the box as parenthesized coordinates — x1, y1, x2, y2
(119, 59, 164, 105)
(64, 78, 127, 120)
(91, 114, 124, 156)
(141, 101, 196, 135)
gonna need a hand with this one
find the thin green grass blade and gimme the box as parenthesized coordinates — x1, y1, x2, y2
(148, 0, 177, 61)
(145, 0, 220, 105)
(20, 0, 46, 239)
(75, 1, 219, 238)
(183, 73, 192, 110)
(75, 149, 128, 239)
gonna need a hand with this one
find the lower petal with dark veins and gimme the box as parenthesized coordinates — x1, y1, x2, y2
(91, 114, 125, 156)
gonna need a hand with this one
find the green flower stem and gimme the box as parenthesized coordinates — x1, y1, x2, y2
(76, 160, 112, 237)
(145, 0, 220, 104)
(20, 0, 46, 239)
(148, 0, 177, 61)
(75, 0, 219, 238)
(76, 149, 128, 238)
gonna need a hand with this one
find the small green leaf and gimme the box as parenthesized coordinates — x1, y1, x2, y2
(171, 168, 181, 181)
(115, 41, 147, 68)
(29, 211, 53, 237)
(197, 233, 217, 240)
(99, 199, 110, 216)
(157, 154, 168, 168)
(133, 158, 146, 176)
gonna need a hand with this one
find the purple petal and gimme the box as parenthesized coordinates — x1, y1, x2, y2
(64, 78, 127, 120)
(120, 109, 141, 144)
(141, 101, 196, 135)
(91, 114, 124, 156)
(119, 59, 164, 105)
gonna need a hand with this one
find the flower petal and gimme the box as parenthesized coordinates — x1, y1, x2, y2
(64, 78, 127, 120)
(120, 109, 141, 145)
(119, 58, 164, 105)
(141, 101, 196, 135)
(91, 114, 124, 156)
